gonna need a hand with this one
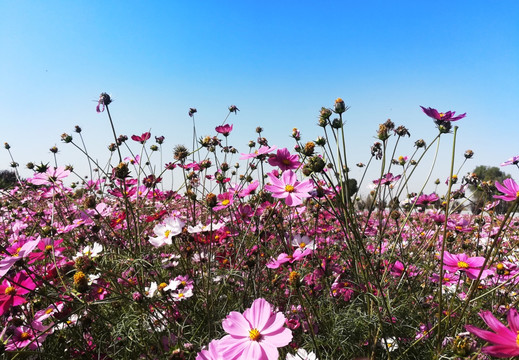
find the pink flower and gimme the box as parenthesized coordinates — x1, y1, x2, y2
(0, 238, 40, 277)
(214, 192, 234, 211)
(373, 172, 401, 186)
(219, 298, 292, 360)
(216, 124, 233, 137)
(501, 156, 519, 167)
(0, 271, 36, 316)
(466, 308, 519, 358)
(131, 132, 151, 144)
(28, 166, 70, 186)
(443, 251, 490, 280)
(264, 170, 313, 207)
(267, 148, 301, 171)
(420, 106, 466, 122)
(494, 178, 519, 202)
(196, 339, 224, 360)
(239, 146, 277, 160)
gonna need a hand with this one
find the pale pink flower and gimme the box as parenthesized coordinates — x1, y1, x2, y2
(239, 146, 277, 160)
(219, 298, 292, 360)
(28, 166, 70, 186)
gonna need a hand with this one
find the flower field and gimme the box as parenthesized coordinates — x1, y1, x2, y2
(1, 94, 519, 359)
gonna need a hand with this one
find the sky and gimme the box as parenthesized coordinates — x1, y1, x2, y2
(1, 1, 518, 195)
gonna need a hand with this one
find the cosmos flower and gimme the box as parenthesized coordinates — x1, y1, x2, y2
(196, 339, 224, 360)
(239, 146, 277, 160)
(466, 308, 519, 358)
(442, 251, 490, 280)
(420, 106, 466, 122)
(286, 348, 319, 360)
(215, 124, 233, 137)
(219, 298, 292, 360)
(268, 148, 301, 171)
(131, 132, 151, 144)
(494, 178, 519, 202)
(264, 170, 313, 207)
(0, 271, 36, 316)
(28, 166, 71, 186)
(149, 217, 185, 247)
(501, 156, 519, 167)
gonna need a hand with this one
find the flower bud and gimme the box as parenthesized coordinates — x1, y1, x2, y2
(61, 133, 73, 143)
(315, 136, 326, 146)
(334, 98, 346, 114)
(464, 149, 474, 159)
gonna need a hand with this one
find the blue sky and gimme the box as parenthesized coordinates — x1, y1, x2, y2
(1, 1, 518, 194)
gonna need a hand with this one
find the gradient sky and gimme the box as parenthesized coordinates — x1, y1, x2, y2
(1, 1, 518, 194)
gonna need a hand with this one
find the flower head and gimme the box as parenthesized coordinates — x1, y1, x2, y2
(268, 148, 301, 171)
(420, 106, 466, 122)
(494, 178, 519, 202)
(219, 298, 292, 360)
(443, 251, 489, 280)
(264, 170, 313, 207)
(466, 308, 519, 358)
(216, 124, 233, 137)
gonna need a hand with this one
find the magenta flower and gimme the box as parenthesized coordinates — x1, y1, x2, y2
(420, 106, 466, 122)
(264, 170, 313, 206)
(466, 308, 519, 358)
(267, 148, 301, 171)
(373, 172, 401, 186)
(0, 271, 36, 316)
(215, 124, 233, 137)
(214, 192, 234, 211)
(443, 251, 489, 280)
(494, 178, 519, 202)
(219, 298, 292, 360)
(415, 193, 439, 206)
(131, 132, 151, 144)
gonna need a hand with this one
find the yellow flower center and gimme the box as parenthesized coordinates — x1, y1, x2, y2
(45, 308, 54, 314)
(177, 292, 185, 298)
(73, 271, 86, 285)
(164, 230, 171, 238)
(516, 331, 519, 346)
(20, 332, 31, 341)
(457, 261, 469, 269)
(4, 286, 16, 296)
(45, 245, 53, 252)
(497, 263, 505, 270)
(249, 328, 261, 341)
(299, 242, 306, 248)
(282, 159, 291, 165)
(516, 191, 519, 199)
(439, 113, 445, 118)
(335, 98, 343, 103)
(285, 184, 295, 193)
(158, 282, 168, 291)
(221, 199, 230, 206)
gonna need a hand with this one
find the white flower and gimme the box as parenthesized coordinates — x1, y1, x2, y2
(286, 348, 318, 360)
(291, 235, 316, 251)
(149, 217, 185, 247)
(172, 288, 193, 301)
(74, 242, 103, 259)
(380, 337, 398, 352)
(187, 221, 226, 233)
(145, 282, 158, 298)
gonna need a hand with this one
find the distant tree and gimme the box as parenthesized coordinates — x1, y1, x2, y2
(467, 165, 511, 214)
(0, 170, 18, 189)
